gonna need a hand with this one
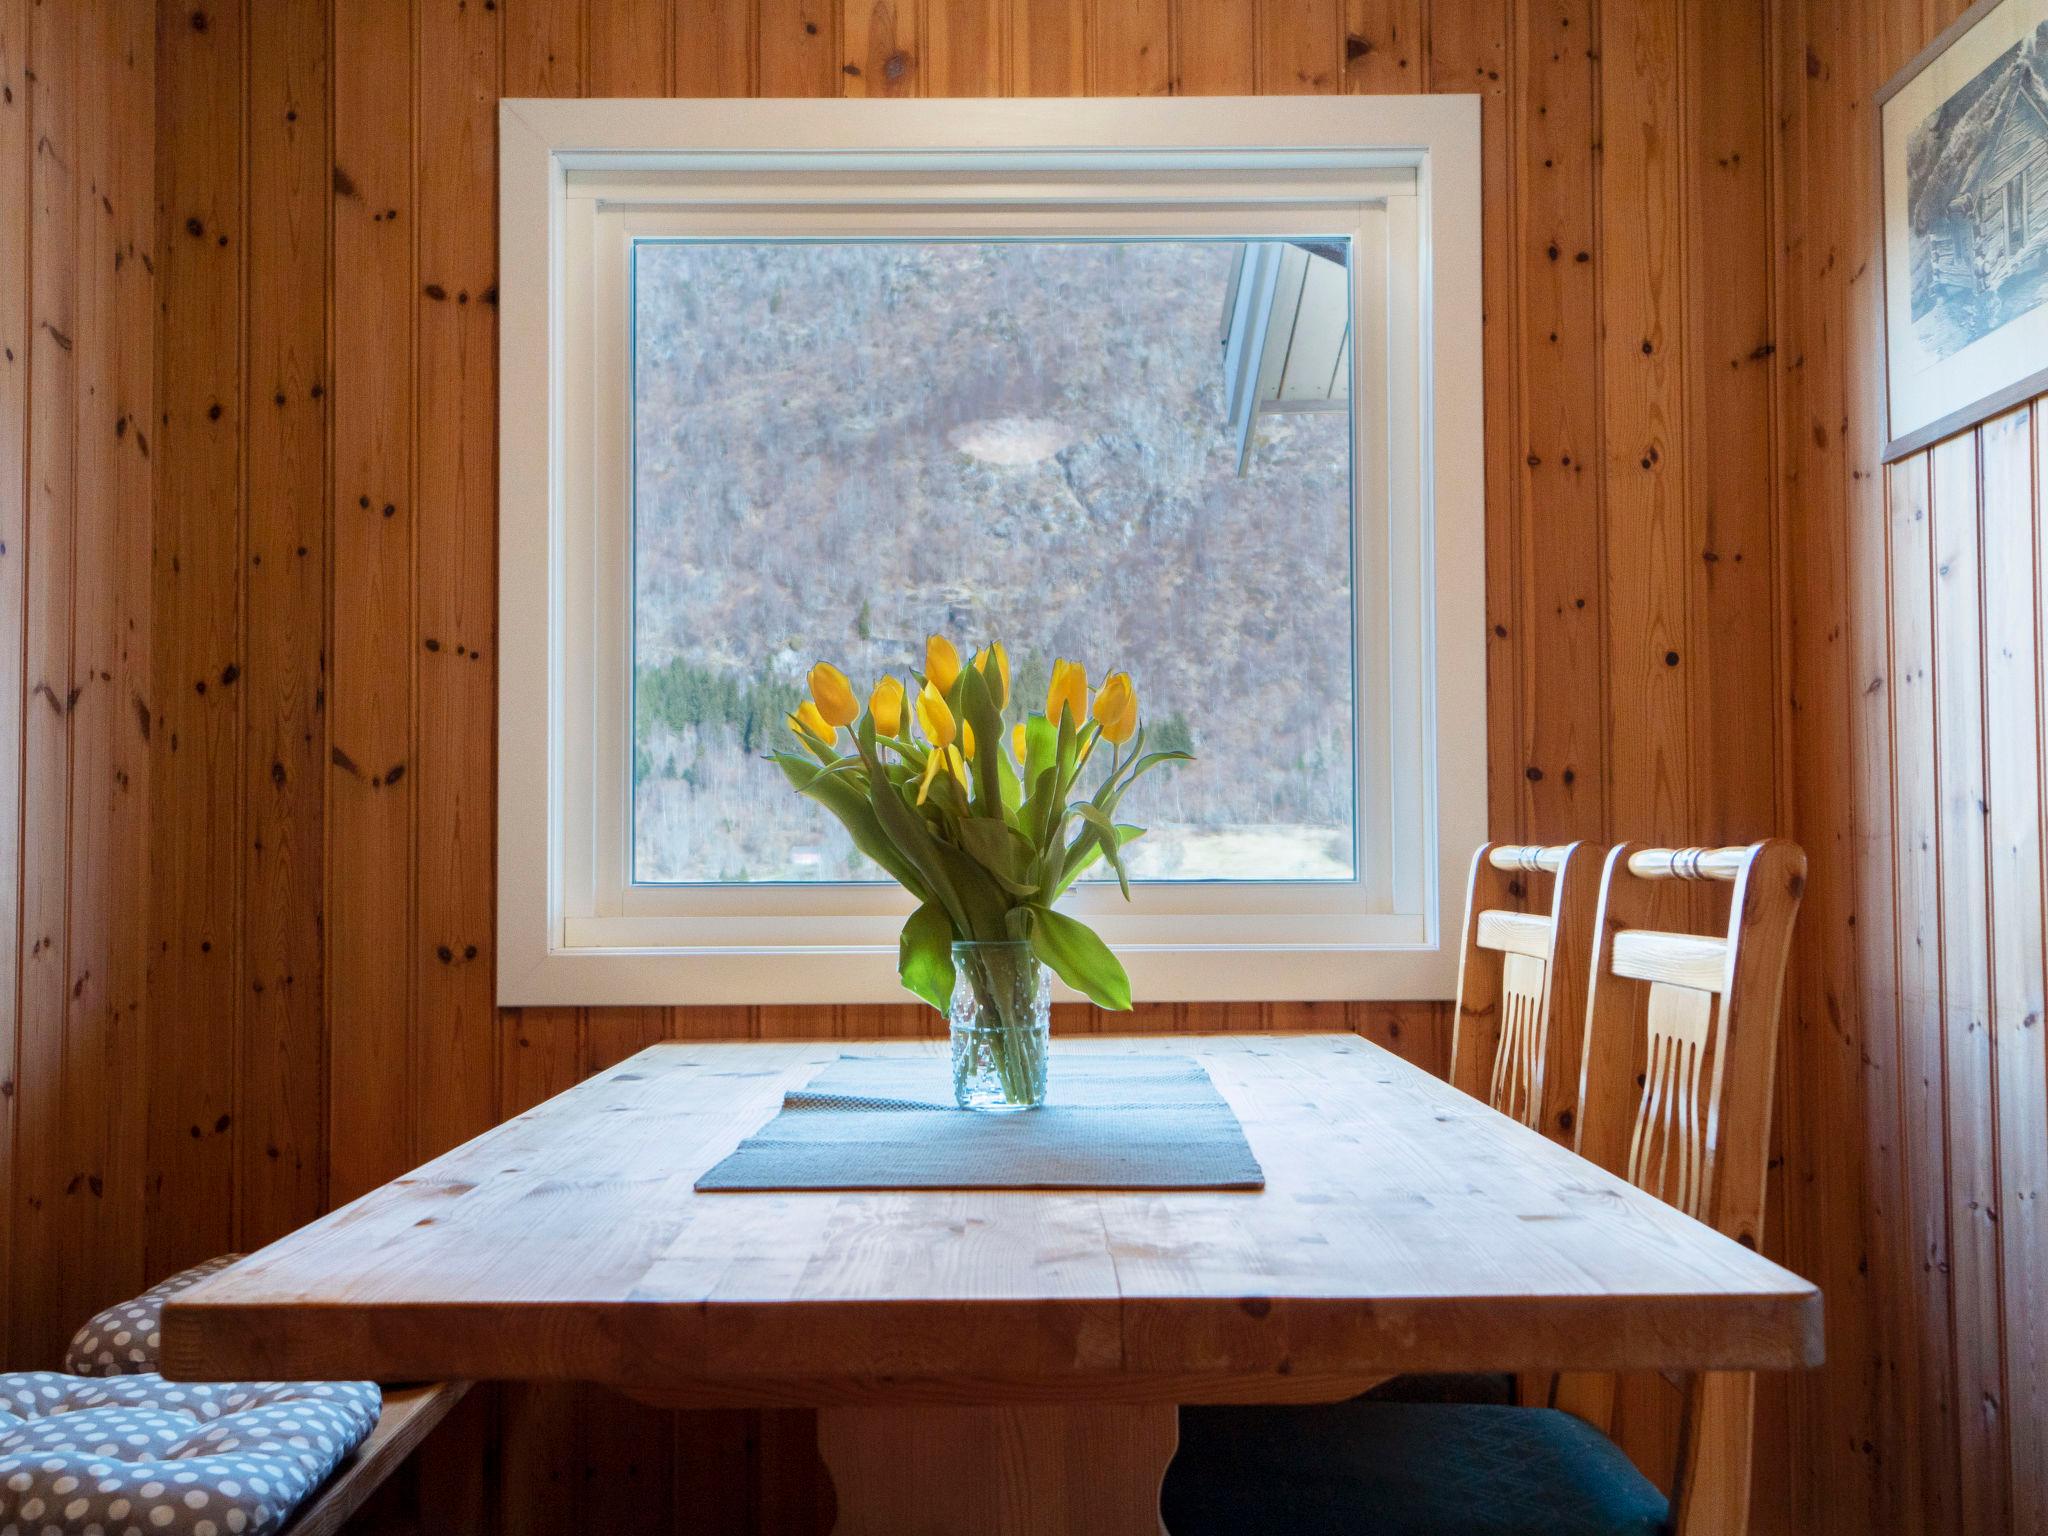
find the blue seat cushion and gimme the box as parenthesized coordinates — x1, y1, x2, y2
(1162, 1401, 1671, 1536)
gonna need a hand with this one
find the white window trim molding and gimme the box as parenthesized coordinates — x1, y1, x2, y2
(497, 95, 1486, 1008)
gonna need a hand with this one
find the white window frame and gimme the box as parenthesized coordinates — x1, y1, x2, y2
(498, 96, 1485, 1007)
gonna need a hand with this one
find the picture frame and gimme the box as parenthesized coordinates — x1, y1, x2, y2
(1878, 0, 2048, 462)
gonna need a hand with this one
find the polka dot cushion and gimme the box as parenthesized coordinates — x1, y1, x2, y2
(65, 1257, 243, 1378)
(0, 1371, 381, 1535)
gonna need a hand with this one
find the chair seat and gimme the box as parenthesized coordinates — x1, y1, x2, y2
(1162, 1401, 1672, 1536)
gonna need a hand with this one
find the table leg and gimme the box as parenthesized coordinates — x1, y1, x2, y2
(815, 1401, 1180, 1536)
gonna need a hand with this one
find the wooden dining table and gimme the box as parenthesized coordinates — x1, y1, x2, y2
(161, 1033, 1822, 1534)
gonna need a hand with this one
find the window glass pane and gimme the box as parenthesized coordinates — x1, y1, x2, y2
(631, 238, 1356, 884)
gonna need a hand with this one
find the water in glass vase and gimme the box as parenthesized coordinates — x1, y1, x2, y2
(949, 941, 1051, 1111)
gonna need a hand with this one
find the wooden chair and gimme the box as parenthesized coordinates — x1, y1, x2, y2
(1448, 841, 1601, 1143)
(1549, 839, 1807, 1534)
(1162, 839, 1806, 1536)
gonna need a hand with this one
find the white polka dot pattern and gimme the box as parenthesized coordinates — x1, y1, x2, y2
(0, 1371, 380, 1535)
(65, 1257, 242, 1379)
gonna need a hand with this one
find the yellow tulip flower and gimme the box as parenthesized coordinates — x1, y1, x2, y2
(1047, 657, 1088, 727)
(916, 743, 968, 806)
(915, 680, 957, 748)
(869, 675, 905, 737)
(925, 634, 962, 693)
(1011, 723, 1029, 763)
(1093, 671, 1138, 745)
(972, 642, 1011, 710)
(808, 662, 860, 728)
(788, 699, 836, 743)
(961, 720, 976, 761)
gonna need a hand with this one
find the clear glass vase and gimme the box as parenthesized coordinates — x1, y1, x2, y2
(948, 941, 1051, 1111)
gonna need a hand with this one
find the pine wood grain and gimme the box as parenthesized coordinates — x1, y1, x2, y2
(328, 0, 416, 1206)
(242, 0, 330, 1251)
(1928, 427, 2003, 1536)
(0, 0, 28, 1371)
(146, 0, 243, 1284)
(415, 0, 505, 1168)
(1979, 404, 2044, 1535)
(6, 1, 2005, 1530)
(18, 0, 81, 1362)
(1883, 449, 1962, 1536)
(1509, 0, 1603, 843)
(162, 1035, 1822, 1393)
(67, 0, 153, 1330)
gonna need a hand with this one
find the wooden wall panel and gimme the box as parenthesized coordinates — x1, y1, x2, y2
(1774, 0, 2048, 1525)
(16, 0, 80, 1365)
(414, 0, 503, 1167)
(146, 0, 245, 1283)
(0, 0, 28, 1369)
(66, 0, 153, 1341)
(18, 2, 2010, 1533)
(327, 0, 416, 1206)
(242, 0, 330, 1249)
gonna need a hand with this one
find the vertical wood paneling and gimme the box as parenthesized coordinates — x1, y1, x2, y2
(1257, 0, 1340, 92)
(1682, 0, 1776, 844)
(16, 0, 80, 1362)
(1342, 0, 1422, 93)
(1930, 429, 2004, 1536)
(1597, 0, 1689, 852)
(1888, 448, 1964, 1536)
(1173, 0, 1252, 94)
(1089, 0, 1170, 96)
(2018, 402, 2048, 1536)
(758, 0, 837, 95)
(590, 0, 669, 95)
(926, 0, 1004, 93)
(241, 0, 329, 1248)
(1981, 404, 2044, 1536)
(103, 0, 156, 1329)
(0, 0, 28, 1366)
(19, 2, 2011, 1530)
(146, 0, 243, 1282)
(841, 0, 918, 95)
(66, 0, 152, 1324)
(328, 0, 415, 1204)
(1511, 0, 1602, 842)
(414, 0, 503, 1165)
(1770, 0, 1887, 1525)
(1009, 0, 1084, 94)
(676, 0, 754, 96)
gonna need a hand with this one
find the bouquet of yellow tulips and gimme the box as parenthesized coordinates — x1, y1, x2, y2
(772, 635, 1191, 1019)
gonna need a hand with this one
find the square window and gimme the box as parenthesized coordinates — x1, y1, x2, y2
(496, 97, 1486, 1004)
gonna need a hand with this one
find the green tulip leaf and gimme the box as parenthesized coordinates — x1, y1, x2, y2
(957, 816, 1041, 897)
(898, 901, 957, 1013)
(926, 837, 1013, 943)
(1027, 905, 1133, 1011)
(1071, 803, 1132, 900)
(770, 751, 929, 900)
(857, 736, 970, 931)
(1055, 823, 1143, 896)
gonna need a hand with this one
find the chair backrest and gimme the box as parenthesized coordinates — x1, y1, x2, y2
(1566, 839, 1806, 1536)
(1447, 842, 1599, 1142)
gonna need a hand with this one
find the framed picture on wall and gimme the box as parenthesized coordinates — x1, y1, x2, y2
(1879, 0, 2048, 461)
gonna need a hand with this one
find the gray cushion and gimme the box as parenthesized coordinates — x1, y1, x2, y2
(7, 1257, 382, 1533)
(65, 1257, 242, 1377)
(0, 1371, 381, 1534)
(1163, 1400, 1671, 1536)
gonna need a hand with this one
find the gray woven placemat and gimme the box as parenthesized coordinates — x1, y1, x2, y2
(695, 1053, 1265, 1191)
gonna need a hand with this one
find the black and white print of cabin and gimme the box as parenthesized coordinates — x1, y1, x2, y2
(1914, 42, 2048, 297)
